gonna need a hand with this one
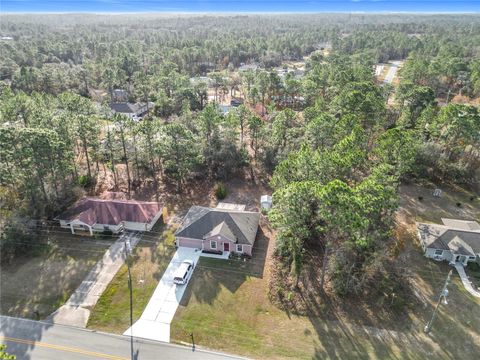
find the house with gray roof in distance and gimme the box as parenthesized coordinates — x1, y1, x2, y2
(416, 218, 480, 266)
(110, 101, 154, 121)
(175, 204, 260, 257)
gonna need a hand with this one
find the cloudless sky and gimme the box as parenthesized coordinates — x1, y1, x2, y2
(1, 0, 479, 13)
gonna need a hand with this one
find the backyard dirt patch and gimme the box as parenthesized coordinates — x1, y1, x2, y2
(0, 230, 111, 319)
(398, 182, 479, 225)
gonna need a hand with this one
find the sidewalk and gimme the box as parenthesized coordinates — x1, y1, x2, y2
(454, 263, 480, 298)
(47, 231, 143, 327)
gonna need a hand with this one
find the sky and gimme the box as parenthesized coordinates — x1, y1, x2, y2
(1, 0, 479, 13)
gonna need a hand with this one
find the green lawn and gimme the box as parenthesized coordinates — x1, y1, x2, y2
(87, 235, 175, 333)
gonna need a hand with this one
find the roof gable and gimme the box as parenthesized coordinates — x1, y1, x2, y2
(175, 206, 260, 245)
(207, 221, 236, 241)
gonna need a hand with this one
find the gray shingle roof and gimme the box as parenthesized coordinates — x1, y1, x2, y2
(111, 102, 139, 114)
(207, 221, 236, 240)
(417, 221, 480, 256)
(175, 206, 260, 245)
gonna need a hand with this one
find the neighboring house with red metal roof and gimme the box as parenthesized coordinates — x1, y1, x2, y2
(55, 198, 163, 235)
(416, 218, 480, 266)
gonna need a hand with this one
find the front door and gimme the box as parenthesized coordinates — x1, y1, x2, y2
(459, 255, 467, 264)
(223, 242, 230, 252)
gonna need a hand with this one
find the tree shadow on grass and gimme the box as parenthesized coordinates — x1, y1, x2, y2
(0, 230, 112, 359)
(45, 231, 137, 311)
(1, 233, 111, 320)
(302, 255, 480, 360)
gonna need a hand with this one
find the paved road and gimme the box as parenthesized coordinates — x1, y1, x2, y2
(125, 247, 201, 342)
(0, 316, 246, 360)
(47, 231, 143, 327)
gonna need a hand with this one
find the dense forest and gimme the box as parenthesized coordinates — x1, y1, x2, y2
(1, 14, 479, 298)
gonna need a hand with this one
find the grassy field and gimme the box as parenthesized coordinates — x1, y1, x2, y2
(87, 230, 175, 333)
(171, 184, 480, 359)
(0, 229, 111, 319)
(172, 248, 480, 359)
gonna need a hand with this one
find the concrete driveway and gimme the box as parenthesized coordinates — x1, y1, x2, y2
(124, 247, 201, 342)
(47, 231, 142, 327)
(455, 264, 480, 298)
(383, 60, 401, 84)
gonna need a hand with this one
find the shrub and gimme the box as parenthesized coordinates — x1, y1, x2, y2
(0, 219, 41, 264)
(77, 175, 94, 188)
(214, 182, 227, 200)
(467, 262, 480, 273)
(93, 228, 114, 240)
(0, 344, 16, 360)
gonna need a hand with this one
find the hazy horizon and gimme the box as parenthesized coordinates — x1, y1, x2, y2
(1, 0, 479, 13)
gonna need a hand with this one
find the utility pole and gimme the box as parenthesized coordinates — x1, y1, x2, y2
(124, 237, 134, 360)
(190, 332, 195, 351)
(424, 269, 452, 334)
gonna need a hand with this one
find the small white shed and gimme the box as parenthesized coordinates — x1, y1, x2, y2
(261, 195, 273, 211)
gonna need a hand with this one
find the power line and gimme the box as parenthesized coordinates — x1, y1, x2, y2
(7, 224, 469, 282)
(424, 269, 452, 334)
(2, 233, 469, 283)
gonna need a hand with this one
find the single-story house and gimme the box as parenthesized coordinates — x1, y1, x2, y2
(417, 218, 480, 266)
(175, 205, 260, 256)
(55, 198, 163, 235)
(110, 102, 154, 121)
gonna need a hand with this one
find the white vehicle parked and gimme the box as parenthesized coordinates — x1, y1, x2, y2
(173, 260, 195, 285)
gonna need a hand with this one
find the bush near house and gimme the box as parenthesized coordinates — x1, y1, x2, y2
(214, 182, 227, 200)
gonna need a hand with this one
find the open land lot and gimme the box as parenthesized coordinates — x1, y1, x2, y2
(0, 229, 111, 319)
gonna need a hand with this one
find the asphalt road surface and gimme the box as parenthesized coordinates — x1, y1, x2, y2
(0, 316, 246, 360)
